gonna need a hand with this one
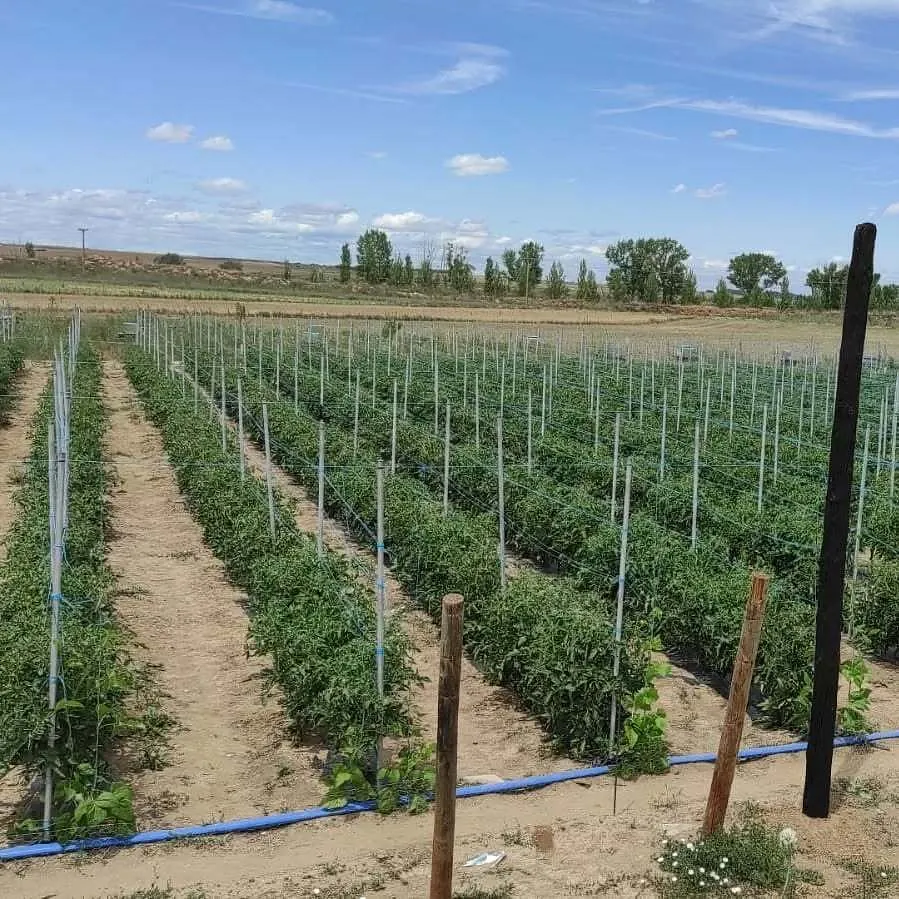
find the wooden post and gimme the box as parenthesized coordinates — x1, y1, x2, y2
(428, 594, 464, 899)
(804, 223, 876, 819)
(702, 572, 770, 836)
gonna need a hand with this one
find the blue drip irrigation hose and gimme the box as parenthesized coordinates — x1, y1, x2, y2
(4, 729, 898, 863)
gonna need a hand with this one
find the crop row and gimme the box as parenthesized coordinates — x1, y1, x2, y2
(183, 342, 649, 759)
(124, 348, 417, 753)
(0, 345, 135, 837)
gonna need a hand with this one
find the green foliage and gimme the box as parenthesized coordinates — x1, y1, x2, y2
(484, 256, 499, 297)
(418, 256, 436, 288)
(544, 260, 568, 299)
(681, 269, 698, 304)
(356, 229, 392, 284)
(24, 241, 35, 259)
(838, 658, 872, 736)
(339, 243, 352, 283)
(389, 255, 405, 287)
(712, 278, 732, 307)
(854, 558, 899, 654)
(154, 253, 184, 266)
(218, 259, 243, 272)
(575, 259, 600, 301)
(282, 259, 292, 282)
(502, 248, 519, 282)
(727, 252, 787, 300)
(124, 350, 417, 752)
(309, 265, 325, 283)
(516, 241, 544, 296)
(445, 243, 475, 293)
(806, 262, 848, 309)
(606, 237, 689, 303)
(403, 253, 415, 286)
(616, 651, 671, 779)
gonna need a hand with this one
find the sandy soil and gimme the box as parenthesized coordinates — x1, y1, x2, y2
(3, 741, 899, 898)
(102, 361, 324, 827)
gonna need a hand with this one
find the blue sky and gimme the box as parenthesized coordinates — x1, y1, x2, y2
(2, 0, 899, 286)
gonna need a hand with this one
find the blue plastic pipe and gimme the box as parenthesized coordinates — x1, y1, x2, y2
(3, 729, 898, 862)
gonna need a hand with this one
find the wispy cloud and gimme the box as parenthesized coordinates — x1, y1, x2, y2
(839, 88, 899, 101)
(283, 82, 406, 104)
(198, 177, 247, 193)
(146, 122, 194, 143)
(885, 202, 899, 216)
(367, 151, 388, 159)
(394, 45, 507, 95)
(446, 154, 510, 176)
(711, 128, 738, 139)
(177, 1, 334, 24)
(695, 183, 726, 199)
(200, 135, 234, 151)
(372, 211, 440, 231)
(671, 183, 686, 194)
(603, 124, 677, 141)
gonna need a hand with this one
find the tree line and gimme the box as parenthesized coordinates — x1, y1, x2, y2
(339, 229, 899, 309)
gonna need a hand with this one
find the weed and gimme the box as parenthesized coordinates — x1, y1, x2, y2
(454, 886, 514, 899)
(839, 860, 899, 897)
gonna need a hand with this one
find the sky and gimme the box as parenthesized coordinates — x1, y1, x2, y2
(2, 0, 899, 287)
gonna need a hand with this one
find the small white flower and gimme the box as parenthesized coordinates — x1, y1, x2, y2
(662, 839, 669, 845)
(719, 861, 726, 869)
(657, 857, 664, 863)
(722, 857, 729, 864)
(711, 872, 719, 881)
(731, 888, 742, 896)
(673, 861, 679, 868)
(699, 867, 705, 874)
(700, 881, 706, 887)
(671, 876, 678, 883)
(882, 872, 888, 879)
(723, 878, 730, 885)
(687, 842, 695, 850)
(779, 827, 798, 850)
(672, 851, 679, 858)
(688, 869, 695, 875)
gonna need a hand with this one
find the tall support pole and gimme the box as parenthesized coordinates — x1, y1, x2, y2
(497, 416, 507, 591)
(608, 462, 633, 758)
(891, 373, 899, 504)
(527, 386, 534, 475)
(659, 387, 668, 482)
(474, 371, 480, 449)
(220, 360, 227, 452)
(353, 370, 361, 458)
(375, 460, 387, 703)
(443, 401, 451, 517)
(390, 379, 398, 475)
(611, 412, 621, 523)
(262, 402, 276, 540)
(691, 418, 701, 550)
(317, 420, 325, 559)
(851, 425, 871, 605)
(772, 386, 782, 486)
(237, 377, 246, 482)
(429, 594, 464, 899)
(757, 404, 768, 514)
(702, 573, 770, 835)
(804, 222, 875, 819)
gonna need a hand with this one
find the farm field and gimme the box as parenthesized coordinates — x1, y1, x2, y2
(2, 311, 899, 898)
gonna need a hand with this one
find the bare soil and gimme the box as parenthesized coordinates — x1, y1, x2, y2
(102, 361, 324, 827)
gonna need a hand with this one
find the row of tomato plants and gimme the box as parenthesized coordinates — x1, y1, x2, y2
(241, 341, 818, 732)
(0, 344, 138, 839)
(124, 348, 418, 755)
(185, 343, 650, 760)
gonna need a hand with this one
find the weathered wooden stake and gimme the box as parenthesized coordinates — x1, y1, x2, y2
(702, 572, 770, 836)
(428, 594, 465, 899)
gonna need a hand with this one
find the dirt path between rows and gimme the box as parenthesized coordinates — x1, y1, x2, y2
(102, 361, 323, 828)
(0, 362, 51, 831)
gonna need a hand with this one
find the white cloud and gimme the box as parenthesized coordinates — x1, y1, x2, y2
(695, 183, 727, 199)
(446, 154, 509, 177)
(200, 135, 234, 151)
(841, 88, 899, 101)
(604, 124, 677, 141)
(372, 211, 439, 231)
(368, 151, 388, 159)
(336, 211, 359, 227)
(671, 183, 687, 194)
(702, 259, 729, 269)
(885, 202, 899, 216)
(164, 211, 209, 223)
(181, 1, 334, 24)
(495, 236, 513, 245)
(397, 45, 506, 95)
(198, 177, 247, 193)
(146, 122, 194, 143)
(711, 128, 738, 139)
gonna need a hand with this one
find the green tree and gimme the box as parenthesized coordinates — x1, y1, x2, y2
(517, 241, 544, 297)
(24, 241, 35, 259)
(727, 252, 787, 301)
(403, 254, 415, 286)
(356, 229, 392, 284)
(575, 259, 600, 301)
(389, 255, 405, 286)
(545, 260, 568, 299)
(681, 268, 699, 304)
(502, 248, 519, 282)
(778, 275, 792, 308)
(418, 257, 435, 288)
(712, 278, 732, 307)
(605, 237, 689, 303)
(484, 256, 498, 297)
(445, 243, 474, 292)
(339, 243, 352, 283)
(806, 262, 848, 309)
(283, 259, 292, 282)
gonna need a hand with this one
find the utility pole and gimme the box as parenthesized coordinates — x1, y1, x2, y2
(77, 228, 88, 271)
